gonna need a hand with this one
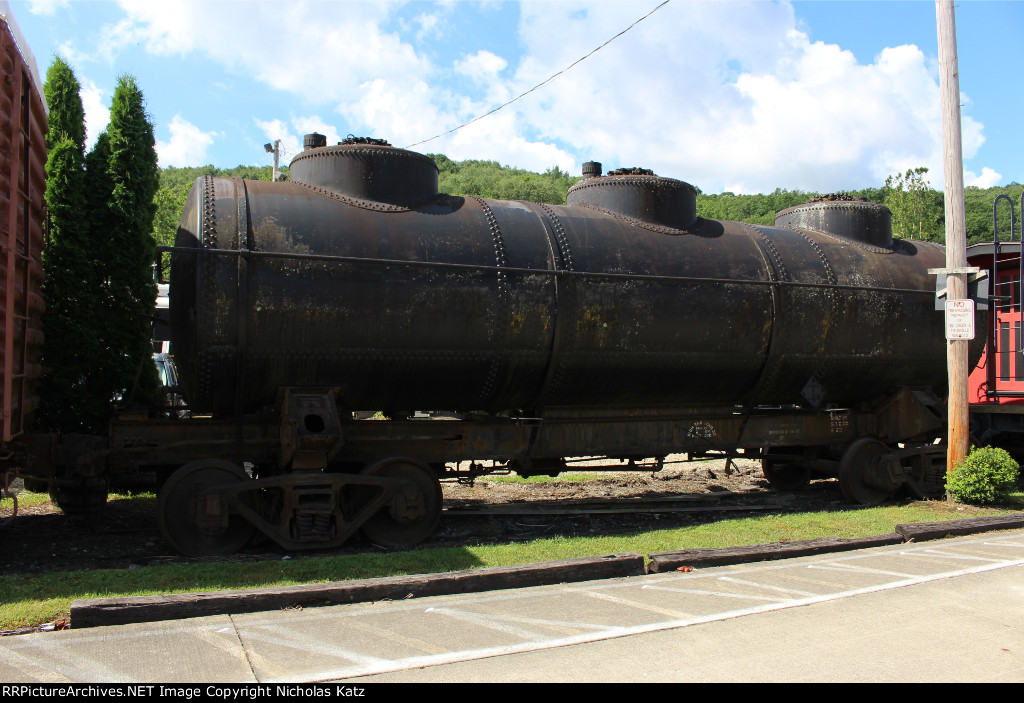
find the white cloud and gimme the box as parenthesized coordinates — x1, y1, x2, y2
(965, 167, 1002, 189)
(156, 115, 217, 167)
(491, 2, 969, 193)
(342, 78, 453, 151)
(107, 0, 429, 103)
(412, 10, 442, 41)
(79, 80, 109, 150)
(26, 0, 69, 16)
(55, 40, 89, 65)
(455, 50, 508, 82)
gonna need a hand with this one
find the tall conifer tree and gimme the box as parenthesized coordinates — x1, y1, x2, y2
(96, 75, 160, 406)
(38, 58, 105, 432)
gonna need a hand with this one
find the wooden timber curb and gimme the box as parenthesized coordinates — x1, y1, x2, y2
(647, 512, 1024, 572)
(895, 512, 1024, 542)
(647, 534, 904, 572)
(69, 553, 645, 628)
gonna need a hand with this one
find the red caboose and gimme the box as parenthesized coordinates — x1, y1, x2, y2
(966, 194, 1024, 455)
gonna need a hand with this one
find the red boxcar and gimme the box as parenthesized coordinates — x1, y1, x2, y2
(0, 6, 47, 515)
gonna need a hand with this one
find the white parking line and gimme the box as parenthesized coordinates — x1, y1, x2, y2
(569, 587, 697, 620)
(641, 585, 790, 603)
(716, 576, 818, 597)
(425, 607, 559, 641)
(901, 549, 1015, 564)
(241, 624, 395, 668)
(808, 563, 917, 578)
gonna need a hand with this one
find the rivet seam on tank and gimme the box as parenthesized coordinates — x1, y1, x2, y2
(746, 224, 792, 401)
(470, 196, 510, 408)
(290, 178, 415, 213)
(570, 202, 701, 236)
(201, 176, 217, 248)
(747, 224, 791, 282)
(795, 230, 839, 387)
(538, 203, 574, 270)
(540, 202, 573, 404)
(802, 226, 896, 255)
(198, 176, 218, 401)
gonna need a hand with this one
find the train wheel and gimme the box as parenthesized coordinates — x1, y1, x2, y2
(359, 457, 442, 549)
(838, 438, 893, 506)
(761, 449, 811, 491)
(158, 460, 255, 557)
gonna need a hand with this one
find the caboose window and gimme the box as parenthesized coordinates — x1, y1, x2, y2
(997, 321, 1024, 381)
(997, 272, 1021, 312)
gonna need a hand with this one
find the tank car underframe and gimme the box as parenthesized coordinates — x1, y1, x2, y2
(96, 385, 948, 555)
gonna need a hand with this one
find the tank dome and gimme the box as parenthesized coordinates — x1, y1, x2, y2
(775, 196, 893, 248)
(566, 168, 698, 231)
(289, 135, 438, 207)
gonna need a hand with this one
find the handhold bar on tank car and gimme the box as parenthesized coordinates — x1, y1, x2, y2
(156, 246, 937, 297)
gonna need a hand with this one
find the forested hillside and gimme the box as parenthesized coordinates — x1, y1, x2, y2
(429, 154, 578, 204)
(151, 157, 1022, 250)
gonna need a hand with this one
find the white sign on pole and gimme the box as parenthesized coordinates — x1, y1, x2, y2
(945, 298, 975, 340)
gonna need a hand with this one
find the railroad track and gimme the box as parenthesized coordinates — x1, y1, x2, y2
(442, 490, 785, 517)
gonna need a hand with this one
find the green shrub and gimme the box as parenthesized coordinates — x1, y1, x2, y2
(946, 447, 1020, 505)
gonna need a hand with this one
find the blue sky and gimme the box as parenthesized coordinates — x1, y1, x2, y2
(4, 0, 1022, 194)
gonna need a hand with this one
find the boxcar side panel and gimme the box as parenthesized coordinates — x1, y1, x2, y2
(0, 13, 47, 442)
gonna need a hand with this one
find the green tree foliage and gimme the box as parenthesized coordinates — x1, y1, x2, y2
(696, 188, 812, 225)
(946, 446, 1020, 505)
(37, 59, 106, 432)
(42, 57, 85, 150)
(428, 156, 577, 204)
(965, 184, 1024, 245)
(884, 167, 944, 242)
(96, 75, 162, 407)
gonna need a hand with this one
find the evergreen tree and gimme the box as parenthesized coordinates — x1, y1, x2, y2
(42, 57, 86, 150)
(37, 58, 105, 432)
(98, 75, 161, 407)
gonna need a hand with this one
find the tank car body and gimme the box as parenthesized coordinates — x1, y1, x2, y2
(171, 142, 948, 416)
(123, 136, 970, 554)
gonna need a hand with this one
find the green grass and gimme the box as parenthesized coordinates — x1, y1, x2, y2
(8, 490, 50, 511)
(1, 497, 1018, 632)
(10, 488, 157, 511)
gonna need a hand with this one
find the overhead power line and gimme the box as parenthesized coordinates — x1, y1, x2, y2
(403, 0, 671, 150)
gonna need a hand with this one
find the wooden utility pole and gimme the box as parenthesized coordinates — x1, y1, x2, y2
(936, 0, 971, 475)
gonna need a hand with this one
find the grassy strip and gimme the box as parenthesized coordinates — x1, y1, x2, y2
(1, 499, 1016, 631)
(11, 489, 157, 511)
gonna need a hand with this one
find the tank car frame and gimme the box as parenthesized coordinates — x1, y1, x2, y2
(103, 381, 949, 556)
